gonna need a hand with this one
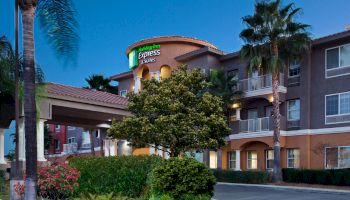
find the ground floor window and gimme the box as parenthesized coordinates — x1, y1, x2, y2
(228, 152, 236, 170)
(54, 140, 61, 150)
(68, 137, 76, 144)
(287, 149, 300, 168)
(209, 151, 218, 169)
(247, 151, 257, 169)
(325, 146, 350, 169)
(266, 150, 274, 170)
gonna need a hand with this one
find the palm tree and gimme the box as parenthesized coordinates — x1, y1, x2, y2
(240, 0, 311, 182)
(85, 74, 118, 94)
(18, 1, 79, 199)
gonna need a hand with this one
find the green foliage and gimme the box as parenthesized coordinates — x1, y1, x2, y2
(149, 193, 210, 200)
(74, 193, 137, 200)
(151, 157, 216, 199)
(109, 66, 231, 157)
(69, 156, 162, 197)
(282, 168, 350, 186)
(0, 170, 5, 193)
(85, 74, 118, 94)
(213, 169, 270, 184)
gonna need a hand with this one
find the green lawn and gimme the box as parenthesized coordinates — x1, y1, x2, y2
(0, 181, 9, 200)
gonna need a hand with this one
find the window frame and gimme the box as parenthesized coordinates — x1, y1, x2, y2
(325, 44, 350, 78)
(325, 91, 350, 124)
(54, 140, 61, 150)
(265, 149, 274, 170)
(287, 149, 300, 168)
(55, 125, 61, 132)
(288, 60, 301, 78)
(119, 90, 128, 97)
(247, 151, 258, 170)
(228, 152, 236, 170)
(68, 137, 76, 144)
(325, 146, 350, 169)
(287, 99, 300, 121)
(209, 150, 218, 169)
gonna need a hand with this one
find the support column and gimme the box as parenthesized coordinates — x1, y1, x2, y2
(0, 128, 6, 164)
(235, 150, 241, 171)
(155, 71, 160, 81)
(18, 117, 25, 161)
(236, 108, 241, 120)
(217, 149, 222, 169)
(37, 119, 47, 162)
(134, 76, 141, 93)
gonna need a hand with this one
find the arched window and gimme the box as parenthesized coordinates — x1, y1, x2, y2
(160, 65, 171, 80)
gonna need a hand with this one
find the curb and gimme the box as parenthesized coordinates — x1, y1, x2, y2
(217, 182, 350, 194)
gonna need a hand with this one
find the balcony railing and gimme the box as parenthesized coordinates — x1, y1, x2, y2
(63, 143, 78, 154)
(239, 117, 270, 133)
(239, 73, 284, 93)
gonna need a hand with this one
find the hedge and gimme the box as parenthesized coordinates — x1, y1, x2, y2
(69, 155, 162, 197)
(0, 170, 5, 193)
(212, 169, 269, 184)
(282, 168, 350, 186)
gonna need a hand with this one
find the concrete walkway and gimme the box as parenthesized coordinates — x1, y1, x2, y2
(214, 182, 350, 200)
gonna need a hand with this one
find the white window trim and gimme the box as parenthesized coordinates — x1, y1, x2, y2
(55, 125, 61, 132)
(228, 152, 236, 170)
(265, 150, 274, 170)
(119, 90, 127, 97)
(288, 61, 301, 78)
(325, 43, 350, 79)
(247, 151, 257, 170)
(55, 140, 61, 150)
(286, 149, 300, 168)
(325, 146, 350, 169)
(287, 99, 300, 121)
(68, 137, 76, 144)
(325, 91, 350, 125)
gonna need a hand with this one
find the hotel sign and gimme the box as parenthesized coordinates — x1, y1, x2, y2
(129, 44, 161, 69)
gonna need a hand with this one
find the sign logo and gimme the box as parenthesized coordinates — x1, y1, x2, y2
(128, 44, 161, 69)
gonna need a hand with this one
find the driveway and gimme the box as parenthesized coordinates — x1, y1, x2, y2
(213, 183, 350, 200)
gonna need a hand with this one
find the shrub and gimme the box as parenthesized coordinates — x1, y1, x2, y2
(212, 169, 269, 184)
(282, 168, 350, 186)
(69, 155, 162, 197)
(37, 163, 80, 199)
(151, 157, 216, 199)
(0, 170, 5, 193)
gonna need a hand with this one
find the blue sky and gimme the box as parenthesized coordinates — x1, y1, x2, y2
(1, 0, 350, 154)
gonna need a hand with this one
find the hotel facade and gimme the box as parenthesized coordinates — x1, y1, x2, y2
(110, 30, 350, 171)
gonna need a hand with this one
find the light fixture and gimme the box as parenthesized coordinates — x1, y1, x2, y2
(269, 96, 274, 103)
(232, 103, 240, 108)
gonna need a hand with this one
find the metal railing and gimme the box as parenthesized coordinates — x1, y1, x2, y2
(239, 117, 270, 133)
(239, 73, 284, 92)
(63, 143, 78, 154)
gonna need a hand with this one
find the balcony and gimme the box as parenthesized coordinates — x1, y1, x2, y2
(63, 143, 78, 154)
(239, 74, 287, 98)
(239, 117, 270, 133)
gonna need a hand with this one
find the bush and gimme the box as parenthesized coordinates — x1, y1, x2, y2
(282, 168, 350, 186)
(151, 157, 216, 199)
(0, 170, 5, 193)
(69, 155, 162, 197)
(212, 169, 270, 184)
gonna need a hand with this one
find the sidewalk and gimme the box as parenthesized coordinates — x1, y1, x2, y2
(217, 182, 350, 194)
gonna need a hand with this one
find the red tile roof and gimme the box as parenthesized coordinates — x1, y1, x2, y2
(46, 82, 128, 106)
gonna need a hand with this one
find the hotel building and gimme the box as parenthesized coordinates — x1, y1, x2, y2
(110, 30, 350, 171)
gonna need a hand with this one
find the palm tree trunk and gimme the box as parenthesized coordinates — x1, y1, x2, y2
(21, 4, 37, 200)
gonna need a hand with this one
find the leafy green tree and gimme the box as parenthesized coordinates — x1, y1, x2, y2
(85, 74, 118, 95)
(18, 0, 79, 198)
(108, 66, 231, 157)
(240, 0, 311, 182)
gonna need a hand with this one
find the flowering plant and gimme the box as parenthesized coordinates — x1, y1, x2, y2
(37, 163, 80, 199)
(14, 181, 25, 199)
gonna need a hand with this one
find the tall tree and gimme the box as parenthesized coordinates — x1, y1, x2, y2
(240, 0, 311, 182)
(108, 66, 231, 157)
(85, 74, 118, 94)
(18, 0, 79, 199)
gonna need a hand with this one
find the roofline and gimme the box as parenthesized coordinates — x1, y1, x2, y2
(126, 36, 218, 56)
(312, 30, 350, 46)
(175, 46, 224, 62)
(110, 71, 133, 81)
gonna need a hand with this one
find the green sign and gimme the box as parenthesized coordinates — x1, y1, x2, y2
(129, 44, 161, 69)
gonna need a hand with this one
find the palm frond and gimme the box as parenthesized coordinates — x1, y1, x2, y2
(37, 0, 79, 64)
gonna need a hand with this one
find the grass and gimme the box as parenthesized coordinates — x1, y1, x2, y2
(0, 181, 10, 200)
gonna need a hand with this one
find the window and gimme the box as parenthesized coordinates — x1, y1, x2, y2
(55, 125, 61, 132)
(209, 151, 218, 169)
(228, 152, 236, 170)
(287, 149, 300, 168)
(326, 92, 350, 116)
(95, 130, 100, 138)
(119, 90, 127, 97)
(326, 44, 350, 70)
(228, 69, 239, 81)
(247, 151, 257, 169)
(325, 146, 350, 169)
(266, 150, 274, 170)
(287, 99, 300, 121)
(54, 140, 60, 150)
(67, 126, 76, 131)
(289, 60, 301, 77)
(68, 137, 76, 144)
